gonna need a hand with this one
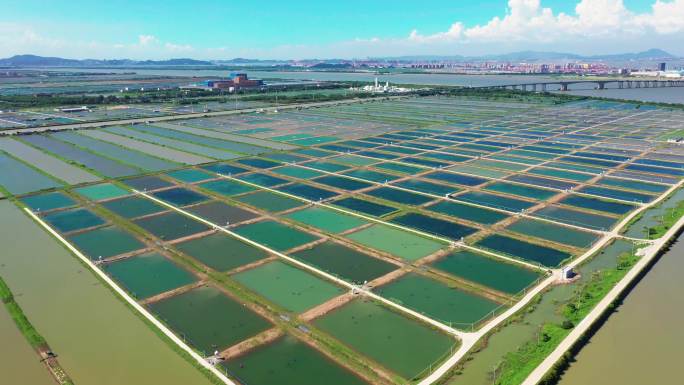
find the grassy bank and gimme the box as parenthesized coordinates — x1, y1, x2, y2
(1, 275, 75, 385)
(644, 199, 684, 239)
(491, 251, 639, 385)
(0, 275, 47, 348)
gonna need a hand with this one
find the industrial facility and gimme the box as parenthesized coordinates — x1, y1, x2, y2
(205, 72, 264, 90)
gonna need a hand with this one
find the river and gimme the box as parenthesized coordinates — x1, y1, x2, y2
(557, 237, 684, 385)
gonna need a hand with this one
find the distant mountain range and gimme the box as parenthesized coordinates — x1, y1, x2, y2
(0, 54, 213, 67)
(0, 49, 678, 67)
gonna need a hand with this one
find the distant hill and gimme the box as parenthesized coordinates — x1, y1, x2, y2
(0, 49, 678, 68)
(371, 49, 678, 62)
(0, 54, 213, 67)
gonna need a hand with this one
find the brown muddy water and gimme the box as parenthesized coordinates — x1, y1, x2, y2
(558, 237, 684, 385)
(0, 200, 214, 385)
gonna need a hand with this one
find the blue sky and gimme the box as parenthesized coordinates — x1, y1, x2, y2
(0, 0, 681, 59)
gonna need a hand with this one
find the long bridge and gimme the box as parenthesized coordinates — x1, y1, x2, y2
(477, 79, 684, 92)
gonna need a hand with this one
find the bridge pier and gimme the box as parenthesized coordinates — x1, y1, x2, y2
(560, 83, 569, 92)
(598, 82, 606, 90)
(617, 81, 623, 89)
(541, 83, 547, 92)
(522, 84, 527, 92)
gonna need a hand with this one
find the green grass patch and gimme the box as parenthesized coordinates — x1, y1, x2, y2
(492, 251, 639, 385)
(0, 276, 46, 348)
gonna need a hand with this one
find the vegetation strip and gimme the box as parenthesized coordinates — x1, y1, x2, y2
(0, 276, 74, 385)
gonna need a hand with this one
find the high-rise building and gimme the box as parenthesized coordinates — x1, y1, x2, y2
(659, 62, 667, 71)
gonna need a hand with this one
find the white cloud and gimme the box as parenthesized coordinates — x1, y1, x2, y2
(409, 22, 464, 42)
(137, 34, 158, 46)
(164, 42, 194, 52)
(0, 26, 196, 59)
(404, 0, 684, 45)
(1, 1, 683, 60)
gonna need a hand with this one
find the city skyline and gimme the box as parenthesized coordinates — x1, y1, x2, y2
(1, 0, 684, 59)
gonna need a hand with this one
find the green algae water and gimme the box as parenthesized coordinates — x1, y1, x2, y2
(232, 260, 344, 312)
(431, 250, 541, 295)
(292, 241, 397, 283)
(149, 285, 271, 353)
(223, 335, 369, 385)
(104, 252, 197, 299)
(377, 273, 502, 327)
(315, 299, 456, 380)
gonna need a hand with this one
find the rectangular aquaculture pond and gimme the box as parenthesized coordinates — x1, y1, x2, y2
(533, 206, 618, 231)
(476, 234, 571, 267)
(284, 207, 368, 234)
(175, 233, 268, 272)
(21, 135, 139, 177)
(199, 179, 256, 197)
(149, 286, 271, 354)
(103, 252, 197, 299)
(484, 182, 557, 201)
(292, 241, 397, 284)
(74, 183, 129, 201)
(232, 260, 344, 313)
(277, 183, 339, 201)
(167, 169, 215, 184)
(364, 187, 434, 206)
(43, 208, 105, 233)
(21, 192, 75, 212)
(376, 273, 501, 326)
(235, 190, 304, 213)
(234, 220, 319, 251)
(134, 212, 210, 241)
(69, 226, 145, 260)
(123, 175, 174, 191)
(345, 224, 445, 261)
(186, 201, 258, 226)
(393, 179, 459, 196)
(313, 299, 455, 380)
(313, 175, 373, 191)
(506, 218, 599, 248)
(332, 197, 398, 217)
(426, 200, 509, 225)
(430, 250, 541, 295)
(222, 335, 369, 385)
(455, 191, 535, 212)
(390, 212, 478, 241)
(557, 195, 636, 215)
(272, 165, 324, 179)
(101, 196, 166, 219)
(0, 152, 62, 195)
